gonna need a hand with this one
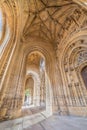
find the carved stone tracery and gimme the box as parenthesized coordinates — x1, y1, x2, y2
(0, 0, 87, 120)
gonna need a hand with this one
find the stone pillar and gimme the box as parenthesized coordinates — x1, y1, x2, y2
(45, 72, 52, 116)
(33, 77, 40, 106)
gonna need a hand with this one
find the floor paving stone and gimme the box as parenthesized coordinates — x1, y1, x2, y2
(25, 115, 87, 130)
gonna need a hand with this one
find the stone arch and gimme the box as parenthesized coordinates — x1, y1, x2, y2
(0, 0, 20, 95)
(18, 38, 61, 116)
(20, 38, 66, 115)
(24, 75, 34, 106)
(26, 70, 41, 107)
(22, 39, 57, 89)
(59, 32, 87, 115)
(22, 48, 53, 116)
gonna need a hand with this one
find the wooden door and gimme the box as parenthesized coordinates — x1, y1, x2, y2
(81, 66, 87, 88)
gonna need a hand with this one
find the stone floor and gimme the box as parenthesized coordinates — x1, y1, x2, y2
(0, 113, 87, 130)
(21, 105, 45, 117)
(24, 115, 87, 130)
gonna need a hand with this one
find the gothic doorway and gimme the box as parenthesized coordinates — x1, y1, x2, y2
(81, 66, 87, 89)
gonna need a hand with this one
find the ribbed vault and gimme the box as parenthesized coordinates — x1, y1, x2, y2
(0, 0, 87, 121)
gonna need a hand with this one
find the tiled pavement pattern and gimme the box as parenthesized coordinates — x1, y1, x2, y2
(24, 115, 87, 130)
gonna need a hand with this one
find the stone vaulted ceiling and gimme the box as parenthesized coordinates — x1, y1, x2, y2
(23, 0, 74, 42)
(0, 0, 87, 121)
(0, 0, 87, 47)
(21, 0, 87, 46)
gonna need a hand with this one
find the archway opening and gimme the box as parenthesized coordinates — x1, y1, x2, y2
(24, 76, 34, 107)
(22, 51, 53, 116)
(26, 52, 46, 108)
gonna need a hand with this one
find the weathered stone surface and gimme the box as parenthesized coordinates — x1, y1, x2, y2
(0, 0, 87, 123)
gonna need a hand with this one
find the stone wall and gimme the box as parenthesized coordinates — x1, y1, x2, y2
(0, 0, 87, 120)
